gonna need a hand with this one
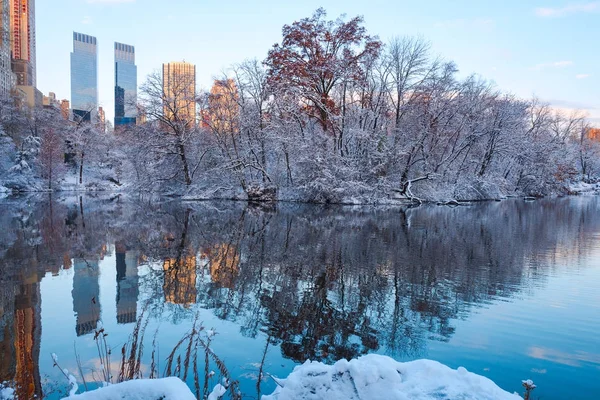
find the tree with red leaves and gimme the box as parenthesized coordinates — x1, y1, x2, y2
(265, 8, 382, 143)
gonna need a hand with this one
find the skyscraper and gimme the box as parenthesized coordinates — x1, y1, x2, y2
(70, 32, 98, 122)
(162, 61, 196, 127)
(0, 0, 14, 97)
(10, 0, 35, 87)
(114, 42, 137, 127)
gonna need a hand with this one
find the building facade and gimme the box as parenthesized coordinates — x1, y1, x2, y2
(114, 42, 137, 127)
(97, 106, 105, 132)
(70, 32, 97, 122)
(162, 61, 196, 127)
(60, 99, 70, 119)
(10, 0, 35, 87)
(0, 0, 14, 97)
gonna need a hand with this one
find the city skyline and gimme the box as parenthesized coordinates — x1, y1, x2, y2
(34, 0, 600, 126)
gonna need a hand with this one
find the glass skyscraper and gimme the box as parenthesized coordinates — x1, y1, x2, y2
(114, 42, 137, 127)
(70, 32, 97, 122)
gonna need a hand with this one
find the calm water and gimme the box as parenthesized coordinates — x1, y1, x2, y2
(0, 195, 599, 399)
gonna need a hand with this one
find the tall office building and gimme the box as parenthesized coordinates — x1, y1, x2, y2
(162, 61, 196, 127)
(10, 0, 35, 87)
(60, 99, 70, 119)
(70, 32, 98, 122)
(114, 42, 137, 127)
(0, 0, 14, 97)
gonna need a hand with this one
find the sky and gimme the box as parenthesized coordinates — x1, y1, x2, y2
(36, 0, 600, 126)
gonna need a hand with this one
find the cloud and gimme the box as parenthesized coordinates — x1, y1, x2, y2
(81, 15, 92, 24)
(535, 2, 600, 17)
(576, 73, 591, 79)
(528, 346, 600, 367)
(529, 60, 574, 71)
(546, 99, 600, 126)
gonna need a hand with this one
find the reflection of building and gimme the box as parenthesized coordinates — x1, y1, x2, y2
(115, 244, 139, 324)
(114, 42, 137, 128)
(71, 32, 98, 122)
(162, 61, 196, 127)
(72, 259, 100, 336)
(0, 273, 42, 400)
(204, 244, 240, 289)
(163, 255, 197, 306)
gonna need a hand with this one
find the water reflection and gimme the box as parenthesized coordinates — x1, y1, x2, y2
(0, 195, 598, 398)
(115, 243, 138, 324)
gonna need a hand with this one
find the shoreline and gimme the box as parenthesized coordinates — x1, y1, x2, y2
(2, 187, 597, 206)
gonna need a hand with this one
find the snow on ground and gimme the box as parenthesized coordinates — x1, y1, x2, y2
(567, 181, 600, 195)
(62, 377, 196, 400)
(54, 355, 523, 400)
(262, 354, 523, 400)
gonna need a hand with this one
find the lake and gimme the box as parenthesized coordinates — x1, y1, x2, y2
(0, 195, 598, 399)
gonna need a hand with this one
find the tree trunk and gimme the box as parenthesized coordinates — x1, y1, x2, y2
(339, 82, 347, 157)
(178, 142, 192, 185)
(79, 152, 84, 184)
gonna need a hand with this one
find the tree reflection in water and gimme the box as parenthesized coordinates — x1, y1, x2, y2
(0, 195, 599, 397)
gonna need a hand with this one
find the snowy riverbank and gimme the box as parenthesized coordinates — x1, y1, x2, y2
(59, 355, 524, 400)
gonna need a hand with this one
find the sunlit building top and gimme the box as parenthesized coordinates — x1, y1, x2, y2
(162, 61, 196, 128)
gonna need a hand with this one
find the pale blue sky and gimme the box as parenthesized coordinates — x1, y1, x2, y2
(37, 0, 599, 125)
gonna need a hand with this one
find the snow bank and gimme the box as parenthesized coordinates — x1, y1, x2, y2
(263, 354, 522, 400)
(567, 181, 600, 195)
(62, 377, 195, 400)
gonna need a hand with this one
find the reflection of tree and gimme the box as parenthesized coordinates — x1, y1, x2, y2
(261, 271, 379, 363)
(203, 243, 240, 289)
(163, 256, 197, 306)
(2, 196, 600, 396)
(162, 209, 197, 307)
